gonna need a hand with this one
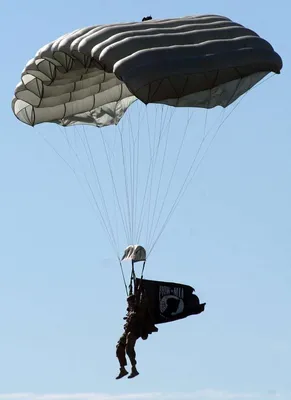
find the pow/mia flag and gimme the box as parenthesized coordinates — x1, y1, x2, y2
(136, 278, 205, 324)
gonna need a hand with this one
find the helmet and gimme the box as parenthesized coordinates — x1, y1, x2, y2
(127, 294, 136, 303)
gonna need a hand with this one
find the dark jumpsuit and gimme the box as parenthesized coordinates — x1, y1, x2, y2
(116, 290, 157, 368)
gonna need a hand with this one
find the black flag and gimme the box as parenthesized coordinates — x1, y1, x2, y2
(136, 278, 205, 325)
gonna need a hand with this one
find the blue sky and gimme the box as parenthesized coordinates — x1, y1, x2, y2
(1, 1, 290, 400)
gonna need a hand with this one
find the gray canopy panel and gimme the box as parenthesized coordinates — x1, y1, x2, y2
(12, 14, 282, 127)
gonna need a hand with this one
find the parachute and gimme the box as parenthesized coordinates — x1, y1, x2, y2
(12, 14, 282, 128)
(12, 14, 282, 295)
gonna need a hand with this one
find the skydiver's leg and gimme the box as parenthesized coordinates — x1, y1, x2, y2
(116, 333, 128, 379)
(126, 332, 139, 378)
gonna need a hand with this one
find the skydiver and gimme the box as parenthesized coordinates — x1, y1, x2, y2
(142, 16, 152, 21)
(116, 288, 158, 379)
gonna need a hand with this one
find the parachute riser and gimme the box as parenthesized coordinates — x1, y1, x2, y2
(128, 260, 146, 295)
(120, 244, 146, 295)
(128, 260, 136, 295)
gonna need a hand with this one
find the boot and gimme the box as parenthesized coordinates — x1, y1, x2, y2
(128, 365, 139, 379)
(116, 366, 128, 379)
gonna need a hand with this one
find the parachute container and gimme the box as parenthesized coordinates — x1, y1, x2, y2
(12, 14, 282, 127)
(121, 245, 146, 263)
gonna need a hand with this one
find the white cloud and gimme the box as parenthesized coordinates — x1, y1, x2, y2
(0, 391, 283, 400)
(0, 395, 32, 400)
(0, 395, 31, 400)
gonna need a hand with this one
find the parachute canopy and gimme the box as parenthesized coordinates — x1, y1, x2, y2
(12, 14, 282, 127)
